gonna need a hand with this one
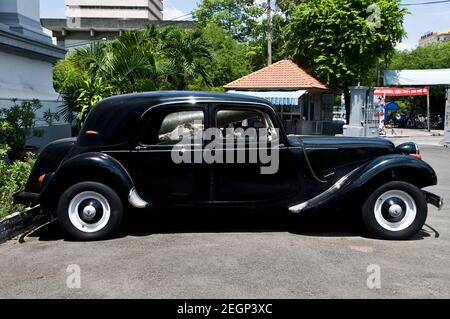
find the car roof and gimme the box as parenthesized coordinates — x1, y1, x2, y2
(97, 91, 272, 111)
(78, 91, 273, 147)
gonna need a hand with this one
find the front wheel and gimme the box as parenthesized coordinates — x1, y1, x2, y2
(362, 181, 427, 240)
(57, 182, 123, 241)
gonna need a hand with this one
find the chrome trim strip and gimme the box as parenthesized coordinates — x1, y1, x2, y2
(305, 148, 339, 151)
(289, 167, 361, 214)
(140, 99, 275, 119)
(128, 188, 149, 209)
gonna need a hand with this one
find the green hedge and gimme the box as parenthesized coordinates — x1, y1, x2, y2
(0, 145, 34, 219)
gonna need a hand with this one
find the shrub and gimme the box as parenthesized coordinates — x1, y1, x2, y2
(0, 99, 44, 152)
(0, 144, 35, 219)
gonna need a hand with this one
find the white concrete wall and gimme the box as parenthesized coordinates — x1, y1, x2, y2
(67, 0, 150, 7)
(0, 51, 59, 102)
(0, 51, 70, 147)
(68, 8, 150, 19)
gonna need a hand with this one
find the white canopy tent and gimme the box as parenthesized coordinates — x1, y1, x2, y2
(384, 69, 450, 86)
(384, 69, 450, 145)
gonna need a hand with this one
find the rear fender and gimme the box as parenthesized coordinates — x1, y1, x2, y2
(38, 152, 145, 209)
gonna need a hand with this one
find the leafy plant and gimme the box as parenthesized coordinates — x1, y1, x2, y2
(0, 99, 60, 157)
(0, 99, 44, 152)
(0, 144, 35, 219)
(159, 26, 213, 90)
(76, 77, 113, 122)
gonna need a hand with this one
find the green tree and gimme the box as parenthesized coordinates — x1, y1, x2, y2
(158, 26, 212, 90)
(193, 0, 264, 42)
(54, 26, 168, 123)
(283, 0, 407, 122)
(200, 23, 252, 89)
(72, 27, 160, 93)
(389, 41, 450, 70)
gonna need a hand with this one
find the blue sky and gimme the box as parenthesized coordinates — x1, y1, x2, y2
(39, 0, 450, 50)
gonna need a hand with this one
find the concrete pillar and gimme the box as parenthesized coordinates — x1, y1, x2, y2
(0, 0, 50, 43)
(343, 87, 378, 137)
(445, 88, 450, 147)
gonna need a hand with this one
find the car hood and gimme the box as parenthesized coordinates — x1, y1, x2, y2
(302, 137, 396, 153)
(298, 137, 396, 181)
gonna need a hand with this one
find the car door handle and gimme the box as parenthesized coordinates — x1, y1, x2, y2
(135, 145, 149, 151)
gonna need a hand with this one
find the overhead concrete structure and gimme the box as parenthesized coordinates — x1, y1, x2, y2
(0, 0, 69, 148)
(66, 0, 163, 21)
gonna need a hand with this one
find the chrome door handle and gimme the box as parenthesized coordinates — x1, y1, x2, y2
(135, 145, 148, 151)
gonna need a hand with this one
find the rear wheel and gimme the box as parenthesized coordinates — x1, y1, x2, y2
(362, 181, 427, 240)
(57, 182, 123, 241)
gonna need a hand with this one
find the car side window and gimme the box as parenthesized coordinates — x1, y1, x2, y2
(216, 109, 278, 142)
(142, 110, 205, 146)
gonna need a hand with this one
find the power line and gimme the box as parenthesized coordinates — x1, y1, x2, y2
(166, 12, 193, 21)
(401, 0, 450, 6)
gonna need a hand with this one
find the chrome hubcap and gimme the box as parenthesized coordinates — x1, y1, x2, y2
(68, 191, 111, 233)
(374, 190, 417, 232)
(82, 205, 97, 220)
(388, 204, 403, 218)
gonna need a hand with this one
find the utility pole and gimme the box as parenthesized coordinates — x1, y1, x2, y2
(427, 88, 431, 132)
(267, 0, 272, 66)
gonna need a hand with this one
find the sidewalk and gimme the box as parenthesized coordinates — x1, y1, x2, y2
(383, 128, 444, 138)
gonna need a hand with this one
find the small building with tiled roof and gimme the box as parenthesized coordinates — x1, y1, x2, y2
(225, 60, 337, 135)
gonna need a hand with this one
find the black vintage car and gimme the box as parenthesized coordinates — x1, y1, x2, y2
(14, 92, 443, 240)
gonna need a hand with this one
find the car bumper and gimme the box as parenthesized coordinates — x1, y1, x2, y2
(12, 191, 39, 207)
(424, 191, 444, 211)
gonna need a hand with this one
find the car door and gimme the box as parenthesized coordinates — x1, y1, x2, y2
(131, 104, 211, 205)
(211, 104, 300, 204)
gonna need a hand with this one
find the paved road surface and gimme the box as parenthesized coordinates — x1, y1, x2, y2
(0, 146, 448, 298)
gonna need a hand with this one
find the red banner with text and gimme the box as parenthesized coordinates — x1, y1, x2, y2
(374, 87, 429, 97)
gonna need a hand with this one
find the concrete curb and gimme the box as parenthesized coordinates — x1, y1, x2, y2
(0, 208, 51, 244)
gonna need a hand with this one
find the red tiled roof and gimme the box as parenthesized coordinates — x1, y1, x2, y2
(224, 59, 329, 91)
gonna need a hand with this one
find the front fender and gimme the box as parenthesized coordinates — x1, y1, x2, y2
(290, 154, 437, 214)
(38, 152, 135, 208)
(351, 154, 437, 190)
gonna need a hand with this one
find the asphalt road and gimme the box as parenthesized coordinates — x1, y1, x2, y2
(0, 144, 449, 299)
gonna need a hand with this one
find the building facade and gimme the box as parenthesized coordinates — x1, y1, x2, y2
(419, 29, 450, 47)
(66, 0, 163, 21)
(42, 0, 194, 52)
(0, 0, 69, 149)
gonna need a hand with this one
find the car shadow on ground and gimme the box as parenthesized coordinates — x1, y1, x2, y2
(24, 208, 437, 242)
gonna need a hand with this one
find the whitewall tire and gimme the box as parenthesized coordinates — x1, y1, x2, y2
(362, 181, 427, 240)
(57, 182, 123, 241)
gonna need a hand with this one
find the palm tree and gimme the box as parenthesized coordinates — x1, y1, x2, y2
(159, 26, 213, 90)
(70, 26, 161, 94)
